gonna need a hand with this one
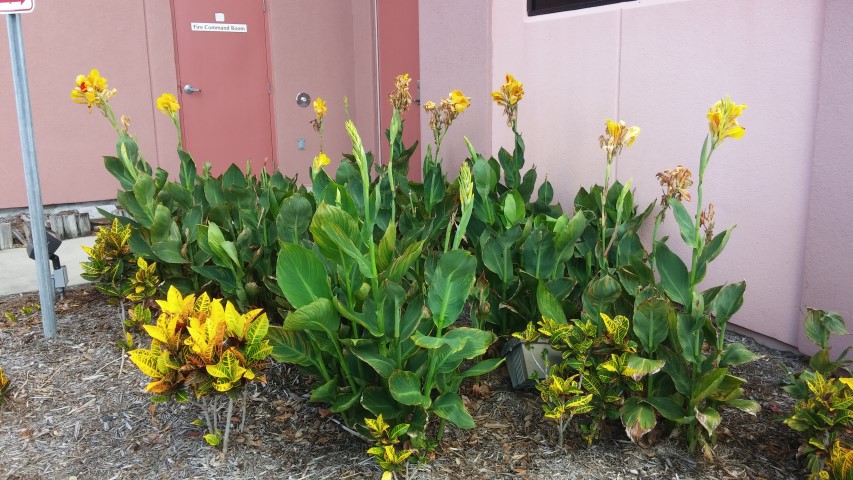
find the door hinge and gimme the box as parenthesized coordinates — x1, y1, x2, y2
(268, 82, 271, 95)
(262, 0, 267, 12)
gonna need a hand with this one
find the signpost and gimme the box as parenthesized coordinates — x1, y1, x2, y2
(4, 1, 56, 338)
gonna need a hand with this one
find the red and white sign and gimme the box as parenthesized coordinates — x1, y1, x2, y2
(0, 0, 34, 14)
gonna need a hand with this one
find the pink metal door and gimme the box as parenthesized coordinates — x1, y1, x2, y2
(378, 0, 421, 180)
(171, 0, 275, 175)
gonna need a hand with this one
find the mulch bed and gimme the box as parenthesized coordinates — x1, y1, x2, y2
(0, 284, 807, 479)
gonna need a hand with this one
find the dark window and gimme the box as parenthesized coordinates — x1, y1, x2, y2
(528, 0, 634, 16)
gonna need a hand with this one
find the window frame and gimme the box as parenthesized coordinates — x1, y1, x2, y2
(527, 0, 633, 16)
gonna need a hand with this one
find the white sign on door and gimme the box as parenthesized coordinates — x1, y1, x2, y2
(191, 22, 247, 33)
(0, 0, 35, 14)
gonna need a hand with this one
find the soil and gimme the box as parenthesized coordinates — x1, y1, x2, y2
(0, 284, 808, 479)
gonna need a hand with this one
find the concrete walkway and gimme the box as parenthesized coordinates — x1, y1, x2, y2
(0, 236, 94, 296)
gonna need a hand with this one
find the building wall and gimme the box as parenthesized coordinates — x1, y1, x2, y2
(268, 0, 378, 180)
(488, 0, 831, 348)
(0, 1, 176, 209)
(800, 0, 853, 355)
(0, 1, 379, 208)
(419, 0, 492, 177)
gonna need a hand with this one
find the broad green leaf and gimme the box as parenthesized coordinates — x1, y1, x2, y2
(633, 296, 671, 354)
(389, 370, 430, 408)
(103, 155, 135, 190)
(283, 298, 340, 337)
(427, 250, 476, 330)
(522, 225, 556, 279)
(276, 242, 332, 308)
(691, 367, 728, 404)
(331, 389, 362, 413)
(309, 376, 339, 403)
(645, 397, 685, 422)
(320, 221, 374, 279)
(276, 194, 313, 244)
(207, 222, 239, 267)
(384, 240, 425, 283)
(719, 343, 761, 367)
(670, 199, 697, 248)
(726, 398, 760, 415)
(191, 265, 236, 292)
(152, 240, 189, 264)
(361, 387, 405, 420)
(133, 172, 156, 219)
(805, 308, 847, 350)
(461, 358, 505, 379)
(310, 203, 360, 267)
(676, 312, 703, 364)
(434, 328, 496, 373)
(431, 393, 475, 429)
(150, 205, 176, 244)
(695, 406, 721, 436)
(621, 397, 657, 444)
(654, 242, 691, 307)
(712, 282, 746, 329)
(626, 355, 666, 380)
(537, 281, 567, 324)
(350, 340, 396, 377)
(658, 346, 690, 396)
(377, 222, 397, 272)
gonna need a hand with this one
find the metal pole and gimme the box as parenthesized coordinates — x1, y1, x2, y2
(7, 13, 56, 338)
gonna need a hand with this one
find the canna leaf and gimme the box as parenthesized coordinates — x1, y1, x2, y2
(388, 370, 430, 408)
(431, 392, 475, 429)
(654, 242, 691, 307)
(427, 250, 477, 330)
(669, 199, 697, 248)
(276, 242, 333, 308)
(283, 298, 340, 337)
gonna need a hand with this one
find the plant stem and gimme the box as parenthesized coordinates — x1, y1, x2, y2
(240, 387, 248, 432)
(222, 396, 234, 457)
(437, 418, 447, 442)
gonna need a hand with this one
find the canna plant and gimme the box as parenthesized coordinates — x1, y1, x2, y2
(128, 286, 272, 456)
(784, 308, 853, 476)
(624, 97, 760, 457)
(73, 70, 307, 319)
(467, 74, 568, 335)
(269, 114, 502, 453)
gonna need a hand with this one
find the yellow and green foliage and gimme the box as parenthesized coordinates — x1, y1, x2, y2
(129, 286, 272, 400)
(519, 312, 661, 445)
(0, 366, 9, 404)
(812, 441, 853, 480)
(785, 308, 853, 476)
(81, 219, 136, 298)
(365, 415, 415, 479)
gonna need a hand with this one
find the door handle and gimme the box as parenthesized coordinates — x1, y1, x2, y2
(183, 84, 201, 94)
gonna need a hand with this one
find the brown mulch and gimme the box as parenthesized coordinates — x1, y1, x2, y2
(0, 284, 807, 479)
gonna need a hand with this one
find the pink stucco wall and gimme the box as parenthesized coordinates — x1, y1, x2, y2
(0, 1, 378, 208)
(418, 0, 492, 176)
(487, 0, 835, 348)
(0, 1, 177, 209)
(800, 0, 853, 355)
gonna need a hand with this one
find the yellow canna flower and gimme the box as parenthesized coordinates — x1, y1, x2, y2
(312, 152, 331, 173)
(313, 98, 327, 119)
(449, 90, 470, 114)
(70, 69, 116, 110)
(492, 74, 524, 128)
(707, 96, 746, 147)
(599, 119, 640, 163)
(156, 93, 180, 116)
